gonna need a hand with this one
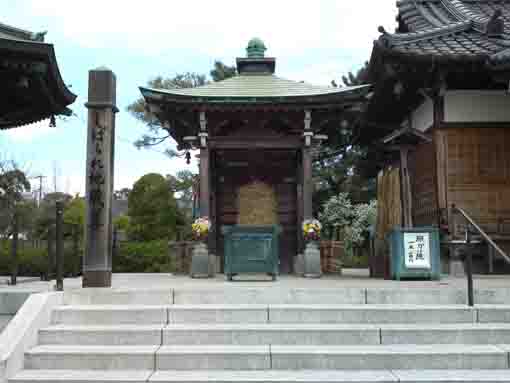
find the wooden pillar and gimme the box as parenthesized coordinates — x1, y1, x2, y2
(400, 147, 413, 228)
(302, 148, 313, 219)
(199, 111, 210, 217)
(302, 110, 313, 220)
(83, 67, 117, 288)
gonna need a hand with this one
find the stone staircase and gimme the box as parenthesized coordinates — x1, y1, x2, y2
(9, 289, 510, 382)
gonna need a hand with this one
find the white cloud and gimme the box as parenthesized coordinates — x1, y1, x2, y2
(27, 0, 397, 60)
(4, 119, 57, 142)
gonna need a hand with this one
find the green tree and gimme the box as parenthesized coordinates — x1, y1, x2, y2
(331, 61, 369, 88)
(313, 61, 375, 212)
(114, 188, 131, 200)
(127, 61, 236, 156)
(63, 195, 85, 237)
(128, 173, 179, 241)
(0, 164, 31, 237)
(113, 214, 130, 231)
(33, 192, 73, 239)
(210, 61, 237, 82)
(167, 170, 196, 205)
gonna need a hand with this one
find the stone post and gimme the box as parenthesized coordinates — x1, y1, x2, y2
(83, 67, 117, 288)
(55, 200, 64, 291)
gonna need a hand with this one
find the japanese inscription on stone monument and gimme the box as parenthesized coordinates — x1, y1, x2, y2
(403, 233, 431, 269)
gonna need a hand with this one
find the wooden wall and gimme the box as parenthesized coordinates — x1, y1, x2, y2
(445, 127, 510, 235)
(409, 140, 439, 226)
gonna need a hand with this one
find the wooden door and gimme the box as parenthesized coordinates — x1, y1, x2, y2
(215, 150, 298, 273)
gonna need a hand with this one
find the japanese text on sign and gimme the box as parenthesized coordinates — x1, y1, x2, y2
(403, 233, 431, 269)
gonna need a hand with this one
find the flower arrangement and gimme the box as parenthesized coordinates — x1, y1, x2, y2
(302, 218, 322, 242)
(191, 216, 211, 241)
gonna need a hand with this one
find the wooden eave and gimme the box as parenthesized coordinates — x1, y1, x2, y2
(0, 37, 76, 128)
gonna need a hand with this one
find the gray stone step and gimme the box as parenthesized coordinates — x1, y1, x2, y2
(380, 323, 510, 344)
(24, 345, 158, 370)
(37, 323, 510, 346)
(52, 305, 168, 325)
(156, 345, 270, 370)
(270, 345, 507, 370)
(477, 305, 510, 323)
(63, 289, 172, 305)
(11, 370, 510, 383)
(163, 324, 380, 345)
(149, 370, 397, 382)
(268, 305, 476, 324)
(38, 325, 163, 345)
(9, 370, 152, 383)
(392, 370, 510, 383)
(170, 305, 268, 324)
(173, 288, 366, 305)
(50, 304, 480, 326)
(149, 370, 510, 383)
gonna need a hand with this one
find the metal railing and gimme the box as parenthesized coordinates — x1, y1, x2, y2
(451, 204, 510, 306)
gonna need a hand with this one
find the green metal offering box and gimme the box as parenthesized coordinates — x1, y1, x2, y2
(389, 226, 441, 280)
(222, 225, 281, 281)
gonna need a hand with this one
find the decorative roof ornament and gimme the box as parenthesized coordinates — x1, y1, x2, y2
(31, 31, 47, 42)
(486, 9, 504, 38)
(246, 37, 267, 58)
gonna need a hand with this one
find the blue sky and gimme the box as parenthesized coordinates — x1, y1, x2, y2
(1, 0, 397, 196)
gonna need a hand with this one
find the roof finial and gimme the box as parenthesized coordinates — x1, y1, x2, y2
(246, 37, 267, 58)
(486, 9, 504, 38)
(378, 26, 388, 35)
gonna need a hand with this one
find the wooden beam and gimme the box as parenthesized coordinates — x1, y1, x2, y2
(209, 138, 301, 150)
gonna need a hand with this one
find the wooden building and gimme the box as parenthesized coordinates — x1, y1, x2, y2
(366, 0, 510, 273)
(0, 22, 76, 129)
(141, 39, 370, 273)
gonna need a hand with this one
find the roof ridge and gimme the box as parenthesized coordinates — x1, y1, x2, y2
(379, 20, 472, 46)
(413, 1, 444, 28)
(440, 0, 489, 32)
(0, 21, 45, 42)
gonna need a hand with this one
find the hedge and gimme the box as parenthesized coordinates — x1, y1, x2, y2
(113, 240, 175, 273)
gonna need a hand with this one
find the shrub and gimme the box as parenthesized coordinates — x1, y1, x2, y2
(113, 240, 175, 273)
(0, 240, 82, 278)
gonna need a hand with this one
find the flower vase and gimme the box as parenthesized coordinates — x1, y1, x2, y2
(303, 240, 322, 278)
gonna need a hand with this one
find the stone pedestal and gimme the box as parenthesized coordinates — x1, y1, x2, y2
(294, 253, 304, 276)
(449, 245, 466, 278)
(83, 67, 117, 288)
(190, 243, 212, 278)
(303, 242, 322, 278)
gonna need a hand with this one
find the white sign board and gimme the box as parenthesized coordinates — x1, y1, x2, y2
(403, 232, 431, 269)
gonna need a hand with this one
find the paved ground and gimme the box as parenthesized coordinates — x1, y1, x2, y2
(1, 269, 510, 291)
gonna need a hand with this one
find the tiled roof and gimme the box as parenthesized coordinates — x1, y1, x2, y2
(376, 0, 510, 67)
(141, 76, 371, 103)
(0, 21, 75, 129)
(0, 22, 45, 42)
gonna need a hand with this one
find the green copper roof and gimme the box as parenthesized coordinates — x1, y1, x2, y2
(247, 37, 267, 58)
(141, 75, 370, 102)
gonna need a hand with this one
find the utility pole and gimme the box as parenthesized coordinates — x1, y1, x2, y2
(32, 175, 46, 206)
